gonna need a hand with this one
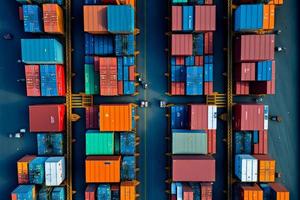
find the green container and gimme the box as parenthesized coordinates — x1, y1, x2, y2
(172, 129, 207, 154)
(172, 0, 188, 3)
(85, 64, 99, 95)
(86, 131, 114, 155)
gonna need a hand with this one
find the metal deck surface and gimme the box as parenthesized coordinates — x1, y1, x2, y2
(0, 0, 299, 199)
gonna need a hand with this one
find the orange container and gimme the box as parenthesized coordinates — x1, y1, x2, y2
(268, 0, 284, 5)
(263, 5, 275, 30)
(43, 4, 64, 34)
(85, 156, 121, 183)
(99, 104, 133, 131)
(241, 184, 263, 200)
(17, 155, 36, 184)
(120, 0, 135, 7)
(253, 155, 275, 182)
(269, 183, 290, 200)
(120, 181, 136, 200)
(84, 6, 108, 34)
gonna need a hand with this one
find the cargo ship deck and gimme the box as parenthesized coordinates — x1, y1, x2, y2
(0, 0, 299, 199)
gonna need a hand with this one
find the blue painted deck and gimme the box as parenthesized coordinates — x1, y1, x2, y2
(0, 0, 299, 199)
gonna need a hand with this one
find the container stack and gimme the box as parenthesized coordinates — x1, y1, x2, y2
(233, 104, 290, 199)
(169, 0, 216, 96)
(233, 1, 284, 95)
(169, 104, 217, 199)
(11, 104, 66, 199)
(84, 104, 139, 199)
(83, 1, 138, 96)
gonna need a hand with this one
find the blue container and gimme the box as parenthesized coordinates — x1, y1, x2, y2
(186, 66, 203, 95)
(121, 156, 135, 180)
(38, 187, 52, 200)
(190, 183, 201, 200)
(112, 188, 120, 200)
(21, 39, 64, 64)
(123, 56, 135, 65)
(32, 0, 64, 5)
(107, 5, 134, 33)
(257, 60, 272, 81)
(117, 57, 123, 81)
(84, 0, 101, 4)
(85, 33, 94, 55)
(120, 133, 135, 155)
(85, 56, 94, 64)
(234, 4, 263, 31)
(185, 56, 195, 66)
(94, 35, 114, 55)
(29, 157, 47, 184)
(194, 34, 204, 55)
(52, 187, 65, 200)
(97, 185, 111, 199)
(204, 64, 213, 82)
(40, 65, 59, 96)
(171, 105, 188, 129)
(171, 57, 176, 65)
(260, 184, 271, 200)
(204, 55, 214, 64)
(37, 133, 64, 156)
(132, 107, 136, 129)
(11, 185, 35, 200)
(253, 131, 259, 144)
(124, 65, 129, 81)
(23, 5, 43, 33)
(183, 6, 194, 31)
(124, 81, 135, 95)
(234, 132, 252, 154)
(171, 65, 186, 82)
(115, 34, 135, 56)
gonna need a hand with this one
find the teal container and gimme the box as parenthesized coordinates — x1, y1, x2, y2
(52, 187, 65, 200)
(38, 187, 52, 200)
(21, 39, 64, 64)
(85, 64, 99, 95)
(29, 157, 47, 184)
(107, 5, 134, 33)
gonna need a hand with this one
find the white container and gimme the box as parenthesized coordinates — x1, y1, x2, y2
(235, 154, 258, 182)
(45, 157, 65, 186)
(208, 105, 217, 130)
(264, 105, 269, 130)
(171, 182, 176, 194)
(176, 183, 183, 200)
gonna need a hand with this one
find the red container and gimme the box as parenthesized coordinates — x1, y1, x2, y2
(171, 34, 193, 56)
(235, 34, 275, 62)
(171, 82, 185, 95)
(99, 57, 118, 96)
(207, 130, 216, 154)
(189, 104, 208, 130)
(195, 56, 204, 66)
(183, 184, 194, 200)
(172, 155, 215, 182)
(204, 82, 213, 95)
(254, 130, 268, 154)
(85, 106, 99, 129)
(55, 65, 66, 96)
(235, 81, 249, 95)
(205, 0, 213, 4)
(171, 195, 177, 200)
(85, 185, 97, 200)
(250, 60, 276, 95)
(269, 183, 290, 199)
(19, 7, 24, 21)
(175, 56, 185, 65)
(195, 6, 216, 31)
(200, 183, 213, 200)
(118, 81, 123, 95)
(129, 66, 135, 81)
(236, 63, 256, 81)
(25, 65, 41, 97)
(204, 32, 214, 54)
(29, 104, 65, 132)
(172, 6, 182, 31)
(233, 104, 264, 131)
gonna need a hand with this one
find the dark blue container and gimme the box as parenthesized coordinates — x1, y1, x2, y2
(97, 185, 111, 199)
(84, 0, 101, 4)
(52, 187, 65, 200)
(183, 6, 194, 31)
(123, 56, 135, 66)
(257, 60, 272, 81)
(85, 33, 94, 55)
(29, 157, 47, 184)
(120, 133, 135, 155)
(124, 81, 135, 95)
(40, 65, 59, 96)
(204, 55, 214, 64)
(107, 5, 134, 33)
(117, 57, 123, 81)
(121, 156, 136, 180)
(253, 130, 259, 144)
(124, 65, 129, 81)
(85, 34, 114, 55)
(85, 56, 94, 64)
(115, 34, 134, 56)
(23, 5, 43, 33)
(185, 56, 195, 66)
(260, 184, 271, 200)
(37, 133, 64, 156)
(204, 64, 213, 82)
(171, 57, 176, 65)
(132, 107, 136, 129)
(38, 187, 52, 200)
(194, 34, 204, 55)
(171, 65, 186, 82)
(171, 105, 188, 129)
(234, 132, 252, 154)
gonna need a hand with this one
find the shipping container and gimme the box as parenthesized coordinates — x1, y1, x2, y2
(21, 39, 64, 64)
(86, 156, 121, 183)
(235, 81, 250, 95)
(182, 6, 194, 31)
(40, 65, 65, 96)
(120, 181, 136, 200)
(200, 183, 213, 200)
(86, 106, 99, 129)
(85, 34, 114, 55)
(38, 187, 52, 200)
(204, 32, 214, 54)
(172, 6, 182, 31)
(171, 34, 193, 56)
(11, 185, 36, 200)
(98, 57, 118, 96)
(17, 155, 36, 184)
(111, 184, 120, 200)
(204, 64, 213, 81)
(189, 104, 217, 130)
(172, 129, 208, 154)
(25, 65, 41, 96)
(235, 154, 258, 182)
(120, 133, 135, 155)
(84, 6, 108, 33)
(85, 64, 98, 95)
(235, 63, 256, 81)
(207, 130, 216, 154)
(171, 105, 188, 129)
(253, 130, 268, 154)
(107, 5, 134, 33)
(43, 4, 64, 34)
(97, 185, 111, 199)
(240, 184, 263, 200)
(256, 60, 272, 81)
(194, 33, 204, 55)
(52, 187, 65, 200)
(253, 155, 275, 182)
(234, 131, 252, 154)
(195, 6, 216, 31)
(123, 81, 135, 95)
(45, 157, 65, 186)
(86, 130, 114, 155)
(99, 104, 134, 131)
(29, 157, 47, 184)
(37, 133, 64, 156)
(186, 66, 203, 95)
(172, 155, 215, 182)
(121, 156, 136, 181)
(23, 5, 43, 33)
(85, 185, 97, 200)
(234, 34, 275, 62)
(183, 184, 194, 199)
(171, 65, 186, 82)
(204, 82, 214, 95)
(29, 104, 65, 132)
(195, 56, 204, 66)
(115, 34, 134, 56)
(171, 82, 185, 95)
(269, 183, 290, 200)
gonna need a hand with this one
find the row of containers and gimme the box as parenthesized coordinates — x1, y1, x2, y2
(233, 104, 290, 200)
(168, 0, 216, 96)
(84, 104, 140, 199)
(83, 0, 138, 96)
(167, 104, 217, 200)
(233, 0, 283, 95)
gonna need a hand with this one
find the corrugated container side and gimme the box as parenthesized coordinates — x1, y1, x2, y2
(83, 6, 108, 33)
(107, 5, 134, 33)
(195, 6, 216, 31)
(120, 181, 136, 200)
(17, 155, 36, 184)
(172, 6, 182, 31)
(85, 106, 99, 129)
(171, 82, 185, 95)
(45, 157, 65, 186)
(85, 185, 97, 200)
(171, 34, 193, 56)
(25, 65, 41, 96)
(200, 183, 213, 200)
(43, 4, 64, 34)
